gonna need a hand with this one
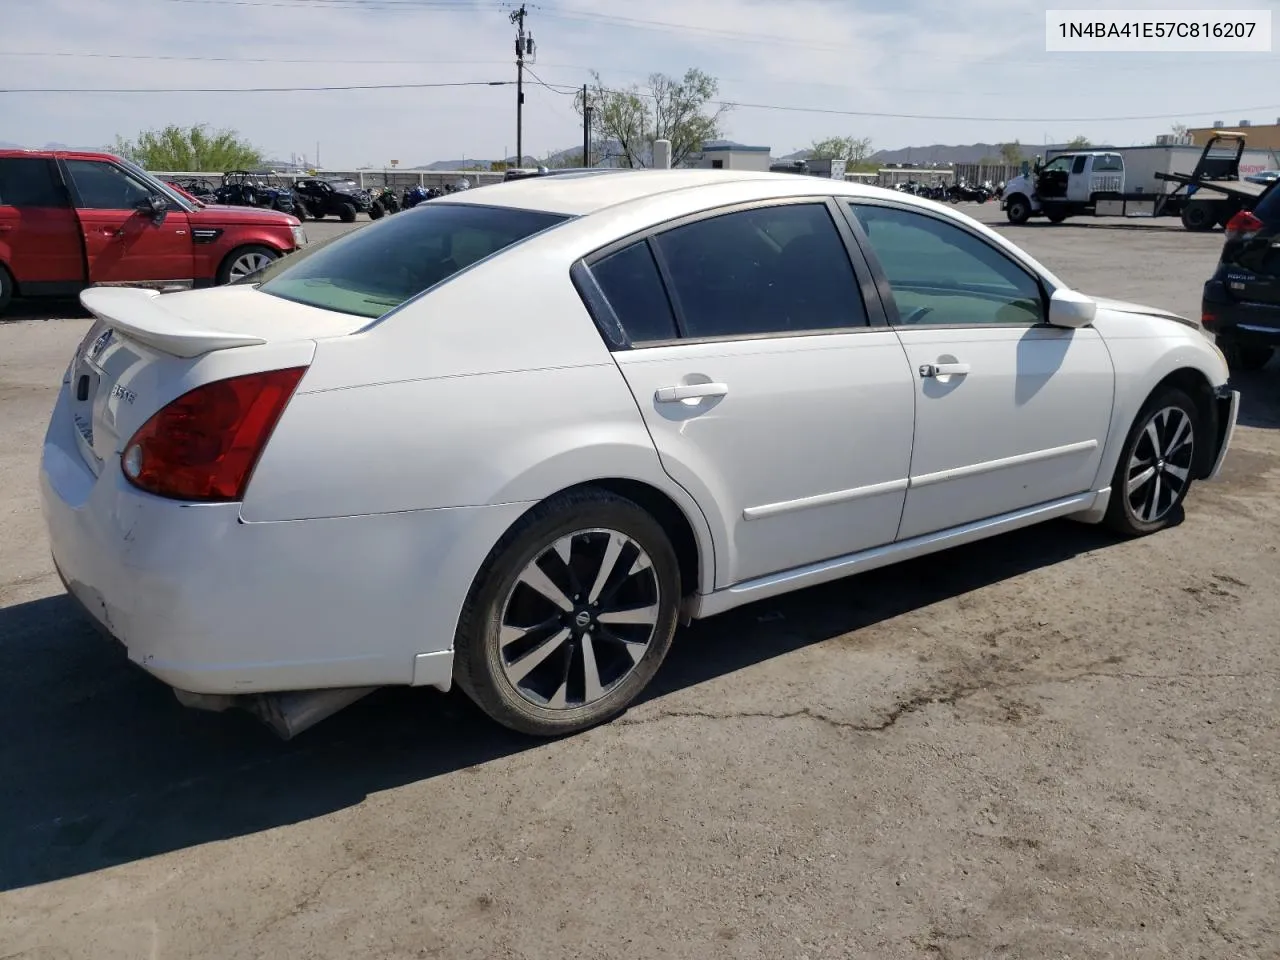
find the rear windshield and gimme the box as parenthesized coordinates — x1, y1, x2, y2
(1254, 181, 1280, 224)
(256, 202, 568, 318)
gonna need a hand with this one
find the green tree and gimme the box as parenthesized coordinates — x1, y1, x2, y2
(809, 135, 873, 164)
(112, 124, 265, 171)
(577, 68, 730, 168)
(1065, 135, 1093, 149)
(998, 140, 1024, 164)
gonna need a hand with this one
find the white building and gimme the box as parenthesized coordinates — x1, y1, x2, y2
(691, 143, 772, 172)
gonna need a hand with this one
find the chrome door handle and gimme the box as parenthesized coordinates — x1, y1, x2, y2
(654, 382, 728, 402)
(919, 362, 970, 378)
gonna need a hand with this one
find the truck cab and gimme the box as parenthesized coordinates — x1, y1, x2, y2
(1001, 152, 1126, 224)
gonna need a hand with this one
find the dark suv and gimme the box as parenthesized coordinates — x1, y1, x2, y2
(1202, 181, 1280, 371)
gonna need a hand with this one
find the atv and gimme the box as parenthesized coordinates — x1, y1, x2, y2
(294, 177, 373, 222)
(168, 176, 218, 202)
(213, 170, 302, 217)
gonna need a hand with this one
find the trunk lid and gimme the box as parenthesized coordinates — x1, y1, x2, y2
(70, 285, 350, 475)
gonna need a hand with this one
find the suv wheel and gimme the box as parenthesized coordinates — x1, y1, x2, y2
(1217, 335, 1273, 372)
(0, 264, 13, 315)
(217, 245, 280, 285)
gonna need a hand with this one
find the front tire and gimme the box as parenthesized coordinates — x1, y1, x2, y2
(1006, 195, 1031, 225)
(339, 202, 358, 223)
(453, 488, 682, 737)
(217, 244, 280, 285)
(1104, 388, 1199, 537)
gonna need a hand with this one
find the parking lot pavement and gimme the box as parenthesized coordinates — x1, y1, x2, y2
(2, 208, 1278, 959)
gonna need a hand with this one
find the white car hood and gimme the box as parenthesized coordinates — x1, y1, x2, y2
(1091, 296, 1201, 329)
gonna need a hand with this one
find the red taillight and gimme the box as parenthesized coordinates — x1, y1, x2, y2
(1224, 210, 1263, 241)
(1201, 311, 1218, 331)
(121, 366, 307, 502)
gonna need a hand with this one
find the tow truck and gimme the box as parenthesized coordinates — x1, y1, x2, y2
(1001, 132, 1272, 231)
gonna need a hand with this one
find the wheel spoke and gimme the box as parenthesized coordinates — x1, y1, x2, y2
(517, 562, 574, 612)
(598, 602, 660, 626)
(1127, 465, 1156, 495)
(1164, 413, 1191, 457)
(1142, 474, 1163, 522)
(581, 634, 605, 702)
(505, 627, 570, 683)
(587, 532, 625, 603)
(1163, 462, 1189, 485)
(1143, 419, 1162, 459)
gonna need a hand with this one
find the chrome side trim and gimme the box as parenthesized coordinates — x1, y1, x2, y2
(1206, 388, 1240, 482)
(909, 439, 1099, 488)
(693, 491, 1099, 619)
(90, 279, 195, 292)
(742, 477, 909, 521)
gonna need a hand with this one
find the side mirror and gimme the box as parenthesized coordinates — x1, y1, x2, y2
(137, 194, 168, 216)
(1047, 288, 1096, 328)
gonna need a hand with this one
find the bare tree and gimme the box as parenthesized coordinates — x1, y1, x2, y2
(577, 68, 730, 168)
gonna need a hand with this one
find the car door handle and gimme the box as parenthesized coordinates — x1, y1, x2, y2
(97, 227, 125, 237)
(919, 362, 970, 378)
(654, 382, 728, 402)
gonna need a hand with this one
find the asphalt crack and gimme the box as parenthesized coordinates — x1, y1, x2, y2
(621, 667, 1273, 733)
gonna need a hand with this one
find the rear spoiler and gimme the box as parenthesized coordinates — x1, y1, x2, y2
(80, 287, 267, 358)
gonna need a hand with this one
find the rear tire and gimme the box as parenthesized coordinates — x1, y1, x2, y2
(0, 263, 13, 315)
(339, 202, 358, 223)
(1046, 209, 1068, 223)
(1181, 203, 1216, 231)
(368, 201, 384, 220)
(1216, 335, 1273, 372)
(453, 487, 682, 737)
(1104, 388, 1200, 537)
(1005, 195, 1031, 225)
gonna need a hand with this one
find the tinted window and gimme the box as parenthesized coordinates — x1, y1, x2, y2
(257, 201, 566, 319)
(651, 203, 867, 339)
(1254, 181, 1280, 225)
(848, 203, 1044, 326)
(64, 159, 154, 210)
(590, 241, 679, 343)
(0, 158, 66, 207)
(1092, 154, 1123, 172)
(1071, 155, 1088, 174)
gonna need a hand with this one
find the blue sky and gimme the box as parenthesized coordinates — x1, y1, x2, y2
(2, 0, 1278, 166)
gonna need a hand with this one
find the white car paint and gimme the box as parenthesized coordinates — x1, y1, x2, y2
(40, 170, 1237, 725)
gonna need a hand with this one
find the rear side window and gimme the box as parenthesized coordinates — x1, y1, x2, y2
(1092, 154, 1123, 172)
(650, 202, 868, 339)
(1072, 155, 1088, 174)
(0, 157, 66, 207)
(257, 202, 568, 319)
(589, 241, 679, 343)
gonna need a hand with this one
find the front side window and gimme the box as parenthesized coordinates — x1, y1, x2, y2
(63, 159, 153, 210)
(847, 203, 1044, 326)
(649, 202, 868, 339)
(0, 157, 66, 207)
(1040, 156, 1072, 175)
(257, 202, 567, 319)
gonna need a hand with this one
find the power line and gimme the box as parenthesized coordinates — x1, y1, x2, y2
(0, 50, 514, 65)
(0, 80, 510, 93)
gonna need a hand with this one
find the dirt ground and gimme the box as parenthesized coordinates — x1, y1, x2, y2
(1, 206, 1277, 960)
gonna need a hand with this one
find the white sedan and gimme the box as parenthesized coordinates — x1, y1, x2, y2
(41, 170, 1239, 738)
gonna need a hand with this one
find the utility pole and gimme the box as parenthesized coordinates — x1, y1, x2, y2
(510, 4, 532, 167)
(581, 83, 591, 167)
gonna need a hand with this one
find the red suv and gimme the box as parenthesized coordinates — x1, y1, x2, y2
(0, 149, 307, 316)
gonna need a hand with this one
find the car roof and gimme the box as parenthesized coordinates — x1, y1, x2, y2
(0, 148, 126, 163)
(447, 168, 908, 216)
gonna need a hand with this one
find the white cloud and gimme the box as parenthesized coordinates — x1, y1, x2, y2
(3, 0, 1278, 166)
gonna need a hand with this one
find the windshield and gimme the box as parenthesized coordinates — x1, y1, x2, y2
(256, 201, 568, 319)
(118, 157, 195, 210)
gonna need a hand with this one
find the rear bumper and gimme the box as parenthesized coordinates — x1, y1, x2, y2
(40, 385, 531, 697)
(1202, 280, 1280, 343)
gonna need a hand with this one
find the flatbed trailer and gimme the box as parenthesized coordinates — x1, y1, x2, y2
(1002, 133, 1275, 230)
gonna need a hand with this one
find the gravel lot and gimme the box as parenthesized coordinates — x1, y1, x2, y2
(2, 205, 1278, 960)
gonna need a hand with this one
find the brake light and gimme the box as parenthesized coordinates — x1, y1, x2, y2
(1224, 210, 1263, 241)
(121, 367, 307, 502)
